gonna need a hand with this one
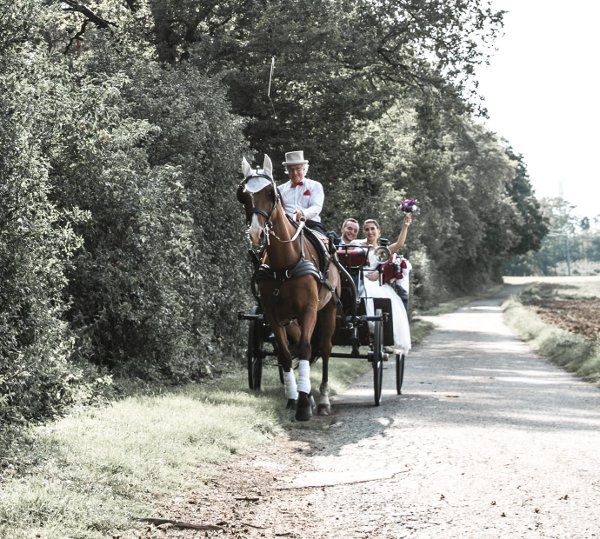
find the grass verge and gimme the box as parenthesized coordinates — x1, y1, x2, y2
(0, 359, 368, 539)
(1, 285, 466, 538)
(503, 295, 600, 384)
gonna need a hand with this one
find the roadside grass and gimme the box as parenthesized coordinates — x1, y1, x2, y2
(410, 317, 435, 344)
(0, 284, 479, 539)
(0, 359, 368, 539)
(503, 281, 600, 385)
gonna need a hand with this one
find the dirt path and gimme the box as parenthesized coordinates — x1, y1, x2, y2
(144, 285, 600, 538)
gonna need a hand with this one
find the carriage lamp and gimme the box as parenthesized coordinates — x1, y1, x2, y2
(373, 238, 391, 264)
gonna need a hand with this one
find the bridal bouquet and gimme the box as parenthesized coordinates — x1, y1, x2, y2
(399, 199, 419, 214)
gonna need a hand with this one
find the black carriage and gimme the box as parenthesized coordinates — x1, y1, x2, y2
(239, 242, 406, 406)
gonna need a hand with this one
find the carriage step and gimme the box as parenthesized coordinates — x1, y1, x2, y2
(362, 314, 388, 322)
(367, 352, 390, 362)
(238, 311, 263, 321)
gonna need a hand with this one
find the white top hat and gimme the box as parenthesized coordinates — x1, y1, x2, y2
(282, 150, 309, 166)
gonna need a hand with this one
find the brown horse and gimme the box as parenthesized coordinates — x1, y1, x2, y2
(237, 155, 340, 421)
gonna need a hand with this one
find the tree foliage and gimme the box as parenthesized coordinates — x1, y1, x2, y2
(0, 0, 550, 424)
(0, 2, 84, 422)
(504, 197, 600, 276)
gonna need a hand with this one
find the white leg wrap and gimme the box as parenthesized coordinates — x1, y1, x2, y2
(283, 371, 298, 400)
(297, 359, 311, 395)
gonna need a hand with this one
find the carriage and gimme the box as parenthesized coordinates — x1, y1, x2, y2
(239, 240, 407, 406)
(237, 154, 408, 420)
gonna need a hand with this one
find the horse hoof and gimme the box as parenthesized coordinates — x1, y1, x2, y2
(295, 405, 313, 421)
(317, 404, 331, 416)
(295, 392, 313, 421)
(286, 399, 296, 410)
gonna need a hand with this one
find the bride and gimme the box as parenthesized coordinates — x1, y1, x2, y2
(354, 217, 412, 354)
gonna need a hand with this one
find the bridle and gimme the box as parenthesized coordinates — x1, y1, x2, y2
(246, 172, 279, 230)
(239, 171, 305, 248)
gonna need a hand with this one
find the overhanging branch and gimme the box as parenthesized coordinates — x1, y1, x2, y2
(62, 0, 115, 30)
(61, 0, 117, 53)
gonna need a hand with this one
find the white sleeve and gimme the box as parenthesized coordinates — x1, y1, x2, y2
(278, 183, 295, 217)
(302, 180, 324, 221)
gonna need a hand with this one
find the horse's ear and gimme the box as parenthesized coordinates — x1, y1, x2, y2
(236, 183, 252, 223)
(242, 157, 252, 178)
(236, 182, 247, 204)
(263, 154, 273, 178)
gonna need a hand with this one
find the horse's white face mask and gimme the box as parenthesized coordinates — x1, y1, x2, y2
(242, 154, 273, 192)
(241, 154, 275, 246)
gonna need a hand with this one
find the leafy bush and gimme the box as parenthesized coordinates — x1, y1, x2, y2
(40, 12, 252, 380)
(0, 66, 84, 422)
(122, 62, 252, 363)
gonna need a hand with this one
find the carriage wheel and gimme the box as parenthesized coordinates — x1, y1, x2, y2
(247, 307, 264, 391)
(372, 309, 384, 406)
(395, 353, 405, 395)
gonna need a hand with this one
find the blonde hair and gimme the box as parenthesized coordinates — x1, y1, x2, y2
(363, 219, 380, 230)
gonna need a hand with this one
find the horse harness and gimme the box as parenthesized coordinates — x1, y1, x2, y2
(251, 226, 338, 299)
(240, 171, 341, 317)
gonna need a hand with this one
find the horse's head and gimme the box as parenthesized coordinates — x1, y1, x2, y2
(238, 154, 279, 247)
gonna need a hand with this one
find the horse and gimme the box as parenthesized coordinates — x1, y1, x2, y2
(237, 154, 341, 421)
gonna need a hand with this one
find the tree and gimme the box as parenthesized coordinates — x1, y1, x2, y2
(505, 197, 577, 276)
(504, 149, 548, 255)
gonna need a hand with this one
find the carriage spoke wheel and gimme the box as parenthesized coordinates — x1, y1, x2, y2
(372, 309, 384, 406)
(395, 353, 406, 395)
(247, 307, 264, 390)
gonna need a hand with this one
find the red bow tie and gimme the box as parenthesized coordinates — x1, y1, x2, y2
(291, 181, 304, 188)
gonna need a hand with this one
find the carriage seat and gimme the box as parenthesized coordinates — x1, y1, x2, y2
(335, 245, 369, 292)
(335, 246, 369, 270)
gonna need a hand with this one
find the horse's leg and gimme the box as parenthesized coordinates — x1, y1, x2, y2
(316, 301, 337, 415)
(317, 361, 330, 415)
(295, 306, 319, 421)
(285, 321, 301, 358)
(272, 325, 297, 409)
(295, 358, 313, 421)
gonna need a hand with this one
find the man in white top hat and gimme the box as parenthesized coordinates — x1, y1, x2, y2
(279, 150, 326, 232)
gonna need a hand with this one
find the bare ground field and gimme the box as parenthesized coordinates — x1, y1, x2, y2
(503, 275, 600, 341)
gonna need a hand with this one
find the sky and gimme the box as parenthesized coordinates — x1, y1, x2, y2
(475, 0, 600, 220)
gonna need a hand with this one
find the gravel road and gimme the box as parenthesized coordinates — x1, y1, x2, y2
(153, 284, 600, 538)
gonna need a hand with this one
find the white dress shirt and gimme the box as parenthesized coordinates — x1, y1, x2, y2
(279, 178, 324, 222)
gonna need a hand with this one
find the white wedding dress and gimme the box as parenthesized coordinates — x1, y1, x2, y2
(360, 249, 412, 354)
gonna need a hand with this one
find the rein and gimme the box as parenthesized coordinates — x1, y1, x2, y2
(268, 219, 305, 244)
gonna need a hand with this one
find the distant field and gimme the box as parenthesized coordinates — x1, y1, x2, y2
(503, 275, 600, 340)
(503, 275, 600, 291)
